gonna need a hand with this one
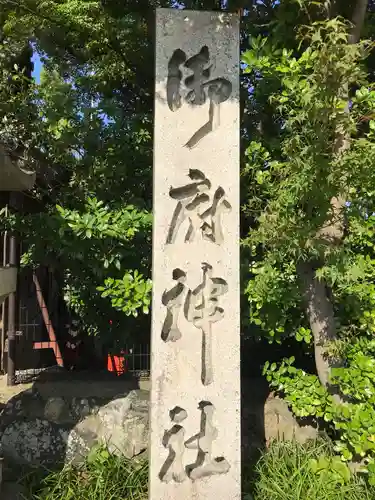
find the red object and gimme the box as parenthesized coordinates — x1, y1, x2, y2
(32, 273, 64, 367)
(107, 353, 127, 376)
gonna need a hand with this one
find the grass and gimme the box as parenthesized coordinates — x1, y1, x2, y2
(246, 440, 375, 500)
(23, 447, 148, 500)
(22, 441, 375, 500)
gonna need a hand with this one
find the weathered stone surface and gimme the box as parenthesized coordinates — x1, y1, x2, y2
(44, 397, 67, 422)
(0, 389, 99, 428)
(1, 418, 71, 466)
(264, 393, 318, 445)
(0, 389, 149, 467)
(75, 390, 149, 459)
(0, 379, 319, 473)
(0, 387, 43, 423)
(151, 8, 240, 500)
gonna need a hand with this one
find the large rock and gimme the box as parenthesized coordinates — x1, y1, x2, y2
(0, 389, 149, 468)
(264, 392, 318, 445)
(2, 418, 74, 466)
(75, 390, 149, 459)
(0, 378, 318, 470)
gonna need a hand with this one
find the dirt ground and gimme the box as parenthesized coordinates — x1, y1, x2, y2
(0, 375, 32, 407)
(0, 372, 151, 410)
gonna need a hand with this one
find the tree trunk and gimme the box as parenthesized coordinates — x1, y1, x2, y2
(298, 261, 340, 390)
(299, 0, 368, 397)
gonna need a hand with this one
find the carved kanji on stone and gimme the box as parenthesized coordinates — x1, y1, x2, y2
(161, 269, 188, 342)
(160, 402, 230, 483)
(185, 401, 230, 480)
(166, 169, 231, 245)
(166, 46, 232, 149)
(185, 263, 228, 386)
(161, 263, 228, 386)
(159, 406, 189, 483)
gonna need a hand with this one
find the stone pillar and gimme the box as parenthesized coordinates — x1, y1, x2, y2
(150, 8, 240, 500)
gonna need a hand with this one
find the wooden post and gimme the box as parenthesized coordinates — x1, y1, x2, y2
(33, 272, 64, 367)
(7, 233, 17, 386)
(1, 217, 8, 373)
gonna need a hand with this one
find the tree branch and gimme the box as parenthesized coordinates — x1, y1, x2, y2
(299, 0, 368, 404)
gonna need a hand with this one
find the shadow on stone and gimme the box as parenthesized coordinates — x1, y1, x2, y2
(0, 369, 148, 489)
(241, 376, 268, 469)
(0, 364, 318, 496)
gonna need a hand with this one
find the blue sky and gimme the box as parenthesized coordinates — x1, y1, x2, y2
(32, 51, 42, 83)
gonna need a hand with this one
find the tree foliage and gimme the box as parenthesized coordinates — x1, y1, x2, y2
(0, 0, 158, 340)
(242, 0, 375, 476)
(2, 0, 375, 478)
